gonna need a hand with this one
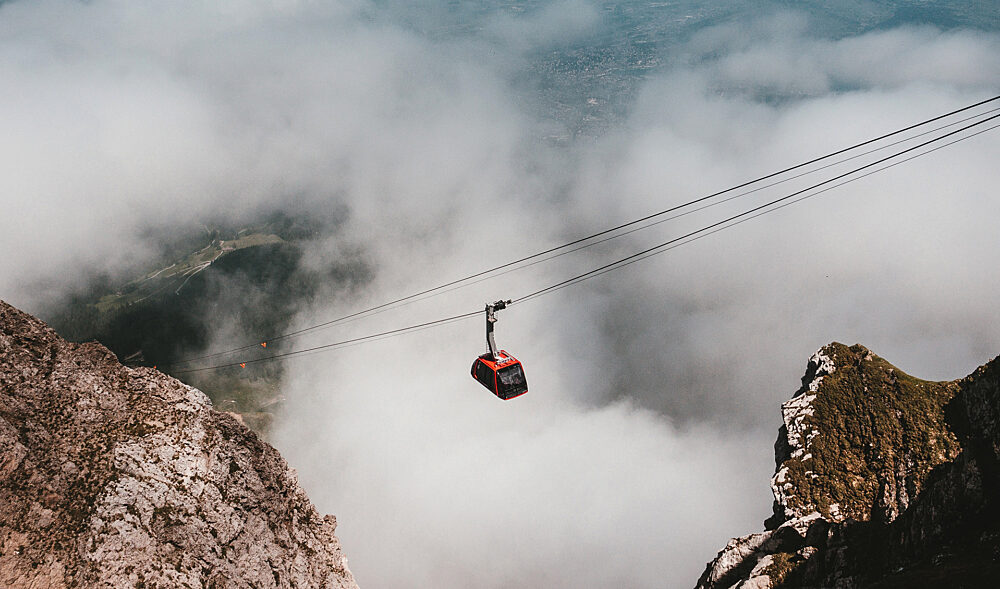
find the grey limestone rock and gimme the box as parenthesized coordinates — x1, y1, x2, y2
(0, 300, 358, 589)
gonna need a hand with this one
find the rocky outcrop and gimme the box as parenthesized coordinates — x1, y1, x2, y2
(697, 343, 1000, 589)
(0, 300, 358, 589)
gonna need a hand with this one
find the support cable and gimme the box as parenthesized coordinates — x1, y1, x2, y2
(167, 111, 1000, 373)
(166, 95, 1000, 367)
(514, 112, 1000, 304)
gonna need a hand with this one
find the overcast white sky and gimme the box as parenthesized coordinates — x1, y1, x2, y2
(1, 1, 999, 587)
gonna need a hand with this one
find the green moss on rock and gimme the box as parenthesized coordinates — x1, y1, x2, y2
(778, 343, 961, 524)
(765, 551, 807, 587)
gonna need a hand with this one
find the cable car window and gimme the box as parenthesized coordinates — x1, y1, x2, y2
(476, 360, 495, 392)
(497, 364, 527, 397)
(498, 364, 523, 386)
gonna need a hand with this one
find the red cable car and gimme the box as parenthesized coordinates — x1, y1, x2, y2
(470, 300, 528, 400)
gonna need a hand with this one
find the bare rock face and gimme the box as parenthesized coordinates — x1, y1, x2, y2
(696, 343, 1000, 589)
(0, 300, 358, 589)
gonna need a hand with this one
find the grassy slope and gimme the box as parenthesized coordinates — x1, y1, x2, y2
(46, 218, 370, 433)
(785, 343, 961, 522)
(94, 232, 285, 314)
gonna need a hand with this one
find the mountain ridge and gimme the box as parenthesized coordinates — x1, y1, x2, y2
(696, 342, 1000, 588)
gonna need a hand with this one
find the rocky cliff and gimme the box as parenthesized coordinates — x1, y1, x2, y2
(697, 342, 1000, 589)
(0, 300, 358, 589)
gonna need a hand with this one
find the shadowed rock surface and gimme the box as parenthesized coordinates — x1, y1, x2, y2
(0, 300, 358, 589)
(697, 342, 1000, 589)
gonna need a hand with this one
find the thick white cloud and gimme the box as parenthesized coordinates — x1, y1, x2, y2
(0, 0, 534, 307)
(276, 15, 999, 588)
(275, 324, 772, 588)
(561, 17, 1000, 423)
(2, 2, 999, 588)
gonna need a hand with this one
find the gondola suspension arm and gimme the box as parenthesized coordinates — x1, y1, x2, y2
(485, 299, 511, 361)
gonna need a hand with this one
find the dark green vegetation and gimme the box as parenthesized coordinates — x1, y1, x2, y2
(763, 551, 813, 588)
(781, 343, 961, 524)
(46, 214, 371, 430)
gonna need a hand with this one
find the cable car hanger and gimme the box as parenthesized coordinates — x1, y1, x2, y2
(471, 300, 528, 400)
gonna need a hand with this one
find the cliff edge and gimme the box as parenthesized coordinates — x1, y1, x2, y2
(0, 300, 358, 589)
(696, 342, 1000, 588)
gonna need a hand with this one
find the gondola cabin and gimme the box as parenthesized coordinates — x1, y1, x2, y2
(471, 350, 528, 400)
